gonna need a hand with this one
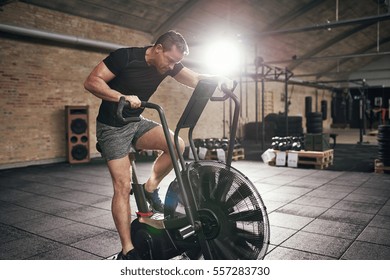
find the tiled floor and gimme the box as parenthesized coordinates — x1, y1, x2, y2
(1, 154, 389, 260)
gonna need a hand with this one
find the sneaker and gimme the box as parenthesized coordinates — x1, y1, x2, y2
(116, 249, 141, 260)
(144, 185, 165, 213)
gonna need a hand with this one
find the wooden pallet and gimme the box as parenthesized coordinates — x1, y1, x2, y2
(269, 149, 334, 169)
(374, 159, 390, 174)
(205, 147, 245, 161)
(296, 149, 334, 169)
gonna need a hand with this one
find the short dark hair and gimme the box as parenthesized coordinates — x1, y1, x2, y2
(154, 30, 189, 55)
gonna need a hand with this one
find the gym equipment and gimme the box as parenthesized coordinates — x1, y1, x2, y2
(378, 125, 390, 170)
(271, 136, 304, 151)
(306, 112, 323, 133)
(117, 80, 270, 260)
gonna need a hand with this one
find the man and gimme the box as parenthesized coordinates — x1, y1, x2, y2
(84, 31, 213, 260)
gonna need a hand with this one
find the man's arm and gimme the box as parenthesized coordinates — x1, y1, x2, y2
(172, 67, 201, 88)
(173, 67, 233, 91)
(84, 62, 141, 107)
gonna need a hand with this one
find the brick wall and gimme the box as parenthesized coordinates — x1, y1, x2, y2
(0, 2, 152, 167)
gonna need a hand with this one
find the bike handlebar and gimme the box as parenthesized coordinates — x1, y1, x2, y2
(116, 96, 150, 124)
(117, 80, 238, 124)
(210, 80, 238, 102)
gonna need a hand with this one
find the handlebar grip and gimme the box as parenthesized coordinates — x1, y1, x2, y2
(221, 80, 238, 93)
(210, 80, 238, 101)
(116, 96, 141, 123)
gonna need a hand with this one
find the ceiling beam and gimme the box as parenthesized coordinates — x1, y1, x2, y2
(316, 36, 390, 79)
(293, 67, 390, 78)
(258, 14, 390, 37)
(265, 50, 390, 64)
(288, 23, 374, 70)
(152, 0, 200, 40)
(264, 0, 324, 31)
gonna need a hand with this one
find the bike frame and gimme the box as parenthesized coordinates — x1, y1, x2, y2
(117, 80, 239, 259)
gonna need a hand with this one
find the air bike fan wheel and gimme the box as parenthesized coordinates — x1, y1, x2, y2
(164, 161, 270, 260)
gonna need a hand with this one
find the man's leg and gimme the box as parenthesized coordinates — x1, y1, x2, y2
(107, 155, 134, 255)
(135, 125, 185, 192)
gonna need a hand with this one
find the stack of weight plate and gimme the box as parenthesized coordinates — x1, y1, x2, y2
(378, 125, 390, 173)
(306, 112, 323, 133)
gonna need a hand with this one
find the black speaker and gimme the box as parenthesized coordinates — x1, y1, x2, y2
(65, 105, 90, 164)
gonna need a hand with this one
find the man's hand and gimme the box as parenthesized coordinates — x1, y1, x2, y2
(217, 77, 235, 92)
(124, 95, 142, 109)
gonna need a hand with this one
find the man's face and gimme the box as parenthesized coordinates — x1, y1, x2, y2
(155, 44, 184, 74)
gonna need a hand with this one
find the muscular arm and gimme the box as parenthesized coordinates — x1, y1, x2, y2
(173, 66, 227, 90)
(173, 67, 216, 88)
(84, 62, 141, 107)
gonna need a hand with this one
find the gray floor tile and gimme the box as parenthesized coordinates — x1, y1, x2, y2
(378, 205, 390, 217)
(328, 178, 366, 187)
(342, 241, 390, 260)
(316, 183, 358, 193)
(281, 231, 352, 258)
(263, 201, 286, 213)
(275, 203, 328, 218)
(273, 186, 312, 195)
(0, 188, 37, 203)
(357, 227, 390, 246)
(285, 179, 327, 189)
(0, 235, 61, 260)
(343, 193, 388, 205)
(13, 215, 75, 234)
(265, 246, 335, 260)
(306, 189, 350, 200)
(332, 200, 383, 214)
(361, 179, 390, 190)
(253, 182, 281, 194)
(259, 176, 301, 186)
(352, 187, 390, 197)
(0, 207, 47, 225)
(269, 226, 297, 246)
(268, 212, 314, 230)
(40, 223, 107, 244)
(0, 224, 34, 244)
(13, 181, 68, 195)
(83, 213, 117, 231)
(293, 195, 339, 208)
(368, 215, 390, 230)
(28, 244, 102, 260)
(56, 206, 110, 222)
(302, 219, 365, 239)
(71, 230, 121, 258)
(16, 196, 81, 214)
(48, 190, 110, 206)
(262, 191, 302, 204)
(91, 199, 112, 211)
(0, 201, 23, 213)
(320, 208, 374, 226)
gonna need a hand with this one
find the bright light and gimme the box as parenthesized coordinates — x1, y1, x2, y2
(202, 40, 241, 75)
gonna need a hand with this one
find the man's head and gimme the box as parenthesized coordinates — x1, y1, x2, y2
(155, 30, 189, 56)
(151, 30, 189, 74)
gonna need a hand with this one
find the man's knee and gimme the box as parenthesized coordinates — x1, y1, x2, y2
(113, 177, 132, 196)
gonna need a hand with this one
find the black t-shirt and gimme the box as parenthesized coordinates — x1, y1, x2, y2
(97, 47, 184, 126)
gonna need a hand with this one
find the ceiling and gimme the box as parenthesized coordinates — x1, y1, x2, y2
(10, 0, 390, 88)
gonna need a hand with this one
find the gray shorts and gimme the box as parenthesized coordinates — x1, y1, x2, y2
(96, 116, 159, 161)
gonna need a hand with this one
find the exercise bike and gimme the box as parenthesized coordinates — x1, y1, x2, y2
(116, 79, 270, 260)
